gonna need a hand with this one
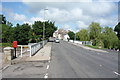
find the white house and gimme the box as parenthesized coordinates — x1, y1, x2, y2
(53, 29, 70, 41)
(63, 34, 70, 41)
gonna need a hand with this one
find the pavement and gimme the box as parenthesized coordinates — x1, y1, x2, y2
(48, 40, 118, 78)
(2, 42, 52, 78)
(25, 42, 51, 61)
(69, 42, 109, 53)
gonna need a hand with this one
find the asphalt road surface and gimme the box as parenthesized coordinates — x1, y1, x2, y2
(2, 61, 48, 78)
(48, 41, 119, 78)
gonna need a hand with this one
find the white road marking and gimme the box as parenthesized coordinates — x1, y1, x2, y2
(1, 65, 10, 71)
(113, 71, 120, 76)
(44, 73, 48, 79)
(100, 65, 102, 67)
(48, 60, 50, 63)
(46, 65, 49, 69)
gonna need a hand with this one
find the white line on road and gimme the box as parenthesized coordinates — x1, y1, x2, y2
(48, 60, 50, 63)
(46, 65, 49, 69)
(100, 64, 102, 67)
(44, 73, 48, 79)
(113, 71, 120, 76)
(1, 65, 10, 71)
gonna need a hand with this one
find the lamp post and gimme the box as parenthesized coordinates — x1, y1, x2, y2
(73, 33, 76, 43)
(43, 9, 48, 47)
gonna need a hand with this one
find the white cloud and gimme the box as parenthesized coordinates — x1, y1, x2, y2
(2, 1, 118, 32)
(22, 0, 92, 2)
(94, 17, 118, 27)
(0, 3, 2, 12)
(23, 17, 45, 25)
(13, 13, 27, 21)
(23, 21, 32, 25)
(3, 7, 27, 22)
(2, 0, 119, 2)
(62, 24, 71, 30)
(37, 7, 72, 23)
(30, 17, 44, 22)
(77, 21, 88, 29)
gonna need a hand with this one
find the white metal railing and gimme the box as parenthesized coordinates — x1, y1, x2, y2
(29, 40, 47, 57)
(18, 45, 29, 57)
(69, 40, 92, 46)
(17, 40, 47, 57)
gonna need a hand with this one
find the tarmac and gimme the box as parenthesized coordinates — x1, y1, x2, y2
(69, 42, 109, 53)
(2, 42, 52, 78)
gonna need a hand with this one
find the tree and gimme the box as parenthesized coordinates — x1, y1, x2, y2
(2, 24, 14, 43)
(76, 32, 80, 40)
(0, 15, 7, 42)
(114, 22, 120, 40)
(13, 23, 31, 45)
(0, 14, 6, 24)
(114, 22, 120, 49)
(32, 21, 57, 41)
(1, 15, 57, 45)
(89, 22, 102, 46)
(76, 29, 90, 41)
(68, 31, 75, 40)
(45, 21, 57, 39)
(102, 27, 118, 49)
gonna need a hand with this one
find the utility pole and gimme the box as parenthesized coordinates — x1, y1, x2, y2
(74, 33, 76, 42)
(43, 9, 48, 47)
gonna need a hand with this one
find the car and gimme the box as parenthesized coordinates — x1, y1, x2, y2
(48, 37, 55, 42)
(55, 38, 60, 43)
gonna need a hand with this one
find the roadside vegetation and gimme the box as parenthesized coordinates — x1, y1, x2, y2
(68, 22, 120, 50)
(0, 15, 57, 45)
(0, 43, 12, 47)
(85, 45, 100, 49)
(1, 14, 120, 50)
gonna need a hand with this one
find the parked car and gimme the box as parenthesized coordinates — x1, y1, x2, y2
(55, 38, 60, 43)
(48, 37, 55, 42)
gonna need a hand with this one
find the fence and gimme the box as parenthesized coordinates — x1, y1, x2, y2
(17, 40, 47, 57)
(69, 40, 92, 46)
(29, 40, 47, 57)
(17, 45, 29, 57)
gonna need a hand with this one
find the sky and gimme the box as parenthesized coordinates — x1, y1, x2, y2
(1, 0, 119, 32)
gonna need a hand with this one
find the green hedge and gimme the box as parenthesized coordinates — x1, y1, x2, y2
(0, 43, 12, 47)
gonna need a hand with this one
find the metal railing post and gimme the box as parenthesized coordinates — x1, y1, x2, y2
(21, 45, 23, 57)
(29, 45, 32, 57)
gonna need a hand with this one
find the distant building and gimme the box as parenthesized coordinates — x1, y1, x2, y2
(53, 29, 70, 41)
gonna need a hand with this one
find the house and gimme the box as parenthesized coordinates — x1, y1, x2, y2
(53, 29, 70, 41)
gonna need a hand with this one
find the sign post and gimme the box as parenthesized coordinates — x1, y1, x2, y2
(13, 41, 18, 58)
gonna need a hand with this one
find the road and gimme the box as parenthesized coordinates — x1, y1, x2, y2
(2, 41, 119, 79)
(48, 41, 118, 78)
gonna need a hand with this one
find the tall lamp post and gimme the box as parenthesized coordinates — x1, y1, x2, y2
(43, 8, 48, 47)
(74, 32, 76, 43)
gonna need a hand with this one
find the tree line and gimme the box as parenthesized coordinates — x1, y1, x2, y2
(68, 22, 120, 50)
(0, 15, 57, 45)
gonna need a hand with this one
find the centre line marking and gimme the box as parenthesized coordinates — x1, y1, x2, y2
(113, 71, 120, 76)
(100, 65, 102, 67)
(49, 60, 50, 63)
(46, 65, 49, 69)
(44, 73, 48, 79)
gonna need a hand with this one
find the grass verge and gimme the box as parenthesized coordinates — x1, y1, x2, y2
(0, 43, 12, 47)
(84, 45, 104, 49)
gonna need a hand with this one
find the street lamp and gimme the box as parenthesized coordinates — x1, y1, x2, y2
(43, 8, 48, 47)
